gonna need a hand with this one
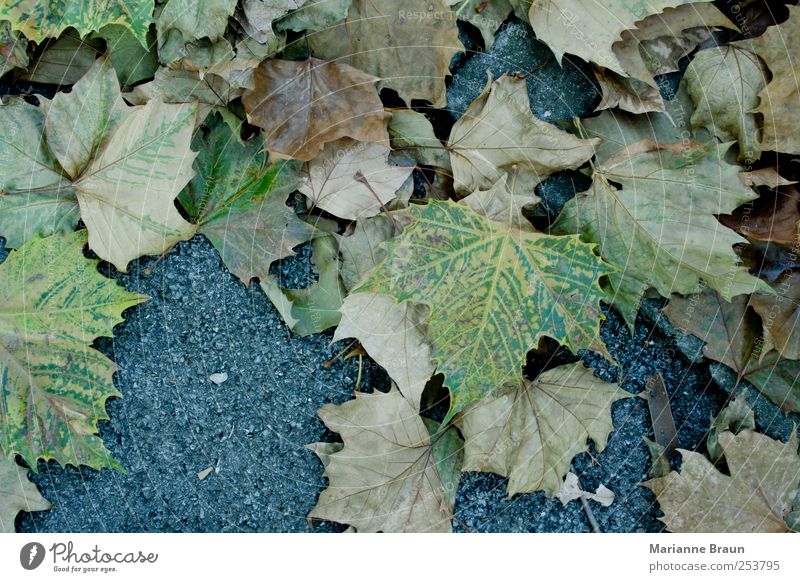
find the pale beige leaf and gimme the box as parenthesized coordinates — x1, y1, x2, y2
(461, 175, 537, 229)
(45, 57, 124, 178)
(556, 471, 615, 507)
(459, 362, 629, 496)
(593, 68, 666, 114)
(242, 58, 390, 161)
(300, 138, 413, 220)
(75, 100, 198, 271)
(337, 215, 395, 290)
(527, 0, 702, 77)
(333, 293, 434, 409)
(644, 430, 800, 532)
(309, 388, 457, 532)
(0, 455, 51, 532)
(448, 74, 599, 198)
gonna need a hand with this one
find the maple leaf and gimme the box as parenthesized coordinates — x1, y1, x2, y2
(236, 0, 304, 43)
(0, 58, 198, 271)
(357, 200, 611, 420)
(309, 388, 463, 532)
(685, 46, 768, 161)
(444, 0, 513, 50)
(0, 454, 51, 532)
(242, 58, 390, 161)
(448, 74, 599, 200)
(461, 175, 538, 229)
(664, 289, 800, 414)
(643, 430, 800, 532)
(750, 270, 800, 361)
(738, 5, 800, 155)
(718, 185, 799, 246)
(262, 235, 346, 336)
(307, 0, 463, 107)
(178, 113, 316, 284)
(526, 0, 712, 79)
(0, 21, 28, 79)
(333, 293, 435, 409)
(458, 363, 629, 496)
(552, 140, 772, 328)
(706, 393, 754, 464)
(613, 3, 732, 89)
(388, 110, 452, 171)
(299, 138, 413, 220)
(337, 215, 395, 291)
(157, 0, 237, 57)
(275, 0, 351, 32)
(0, 0, 154, 47)
(0, 231, 147, 470)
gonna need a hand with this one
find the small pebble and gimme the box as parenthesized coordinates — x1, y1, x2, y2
(209, 372, 228, 385)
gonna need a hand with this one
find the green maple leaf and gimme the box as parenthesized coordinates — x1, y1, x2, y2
(552, 140, 772, 328)
(358, 200, 611, 420)
(0, 231, 147, 470)
(179, 113, 316, 284)
(0, 0, 154, 47)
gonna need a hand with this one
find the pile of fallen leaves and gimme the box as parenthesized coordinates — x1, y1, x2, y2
(1, 0, 799, 534)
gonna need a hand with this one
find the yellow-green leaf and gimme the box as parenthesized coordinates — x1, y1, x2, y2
(358, 200, 611, 419)
(0, 231, 147, 470)
(0, 0, 154, 47)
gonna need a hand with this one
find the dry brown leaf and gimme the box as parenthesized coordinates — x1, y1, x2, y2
(242, 58, 390, 161)
(718, 187, 800, 246)
(308, 388, 461, 532)
(458, 362, 629, 496)
(299, 138, 413, 220)
(593, 68, 666, 114)
(644, 430, 800, 532)
(307, 0, 463, 106)
(448, 74, 598, 199)
(333, 293, 434, 409)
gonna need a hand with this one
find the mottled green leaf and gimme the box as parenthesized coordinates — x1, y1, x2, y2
(552, 140, 771, 328)
(358, 200, 611, 419)
(179, 113, 315, 284)
(0, 454, 51, 532)
(0, 21, 29, 79)
(0, 0, 154, 47)
(0, 231, 147, 470)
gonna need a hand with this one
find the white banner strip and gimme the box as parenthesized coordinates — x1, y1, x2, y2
(1, 533, 797, 581)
